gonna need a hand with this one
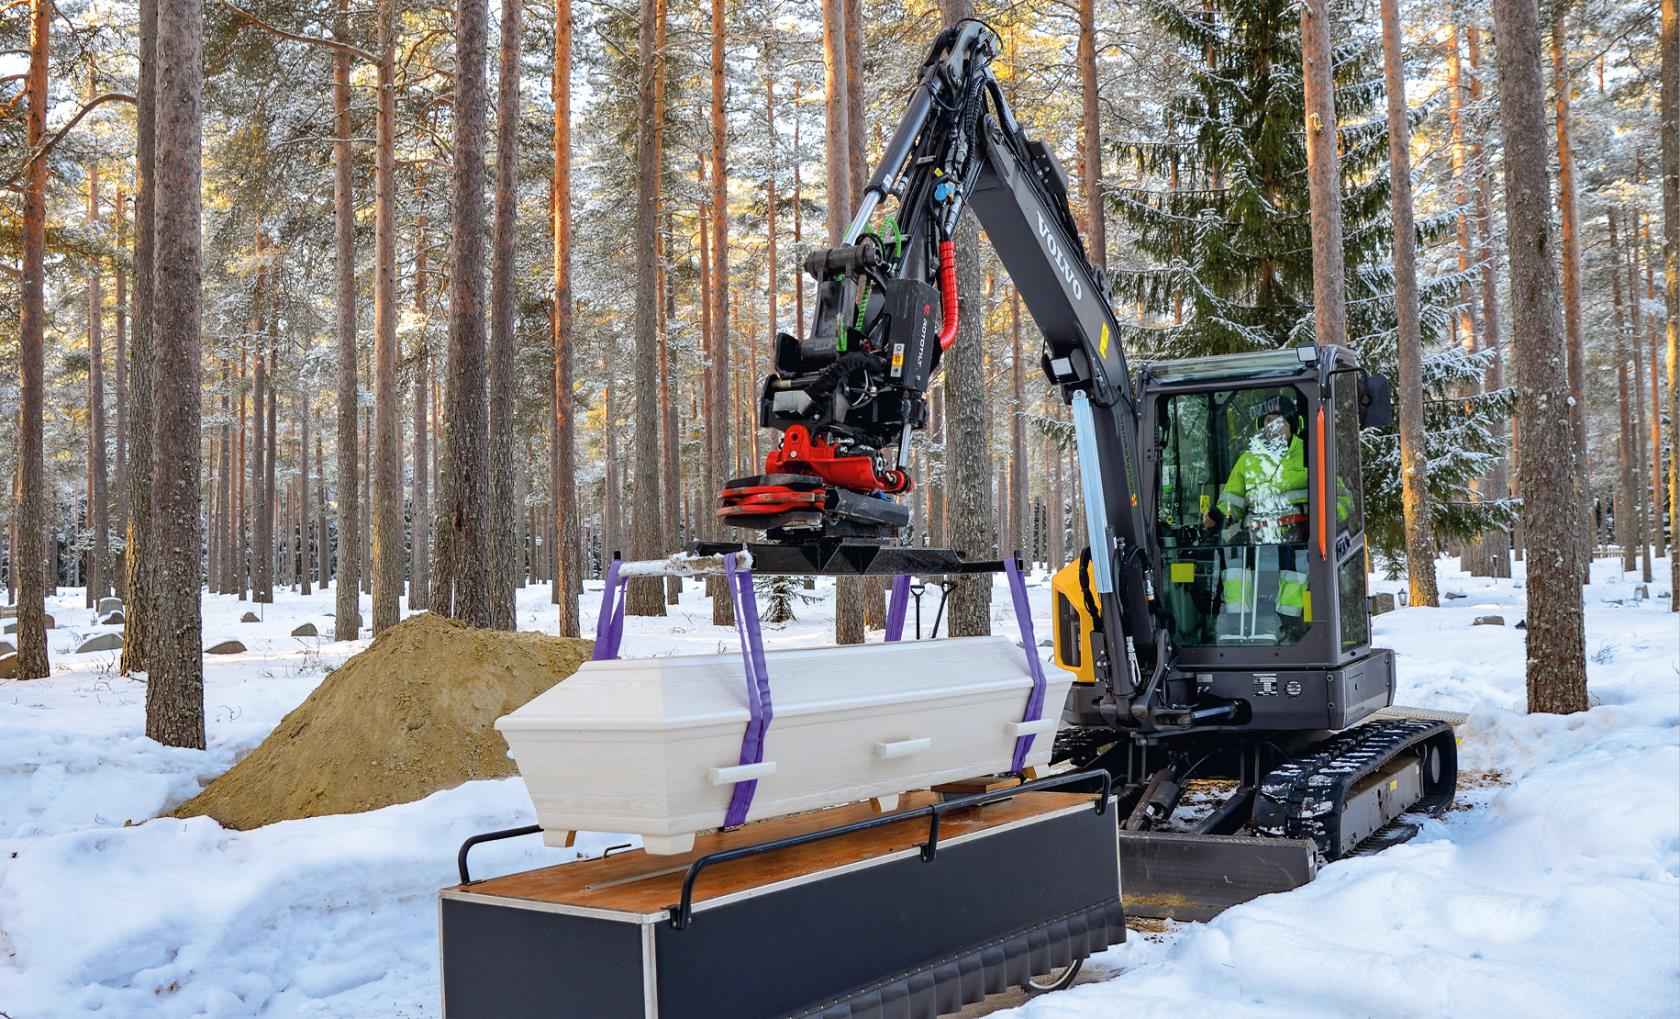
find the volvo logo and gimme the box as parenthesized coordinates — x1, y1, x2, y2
(1036, 209, 1084, 302)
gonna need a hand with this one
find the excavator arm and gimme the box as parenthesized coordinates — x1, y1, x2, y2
(719, 19, 1162, 687)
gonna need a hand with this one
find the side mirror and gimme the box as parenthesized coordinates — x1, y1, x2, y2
(1358, 374, 1393, 428)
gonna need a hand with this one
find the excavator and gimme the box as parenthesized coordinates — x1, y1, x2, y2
(717, 18, 1458, 920)
(438, 21, 1460, 1018)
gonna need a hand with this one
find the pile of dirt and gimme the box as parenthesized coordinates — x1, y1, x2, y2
(174, 613, 592, 830)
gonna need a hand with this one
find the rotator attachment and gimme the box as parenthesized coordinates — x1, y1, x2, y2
(717, 425, 913, 539)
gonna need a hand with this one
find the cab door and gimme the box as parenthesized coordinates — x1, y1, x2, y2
(1325, 372, 1370, 657)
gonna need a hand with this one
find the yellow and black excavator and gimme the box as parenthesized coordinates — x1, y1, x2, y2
(439, 22, 1463, 1018)
(716, 17, 1458, 920)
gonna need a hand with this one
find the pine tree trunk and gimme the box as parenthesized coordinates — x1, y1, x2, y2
(317, 425, 328, 589)
(936, 0, 992, 638)
(13, 0, 51, 680)
(1468, 26, 1512, 578)
(332, 0, 360, 638)
(369, 0, 402, 635)
(625, 0, 668, 618)
(148, 0, 205, 748)
(266, 335, 278, 601)
(299, 390, 311, 596)
(1300, 0, 1347, 350)
(217, 373, 232, 593)
(843, 0, 865, 205)
(411, 218, 432, 612)
(88, 160, 111, 602)
(236, 345, 247, 599)
(1665, 0, 1679, 602)
(487, 0, 523, 630)
(433, 0, 493, 627)
(1626, 206, 1654, 582)
(1077, 0, 1106, 271)
(603, 361, 621, 561)
(1490, 0, 1588, 711)
(114, 185, 129, 595)
(122, 0, 156, 675)
(707, 0, 735, 628)
(1445, 27, 1479, 359)
(252, 334, 269, 602)
(1382, 0, 1438, 606)
(1550, 2, 1592, 575)
(1644, 221, 1667, 559)
(824, 0, 865, 644)
(1610, 207, 1638, 573)
(360, 394, 370, 594)
(552, 0, 580, 635)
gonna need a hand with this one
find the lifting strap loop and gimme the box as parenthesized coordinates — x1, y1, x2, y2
(1004, 557, 1049, 773)
(723, 552, 774, 828)
(591, 559, 629, 661)
(885, 574, 912, 642)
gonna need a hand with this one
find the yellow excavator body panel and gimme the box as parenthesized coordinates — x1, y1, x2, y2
(1050, 557, 1100, 685)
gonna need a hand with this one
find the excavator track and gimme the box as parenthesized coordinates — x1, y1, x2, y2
(1252, 718, 1457, 859)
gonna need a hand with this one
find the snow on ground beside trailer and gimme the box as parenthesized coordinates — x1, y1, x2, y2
(0, 556, 1674, 1017)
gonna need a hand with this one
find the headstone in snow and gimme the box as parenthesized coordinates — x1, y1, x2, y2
(6, 615, 54, 634)
(1472, 615, 1505, 626)
(97, 597, 123, 615)
(1633, 584, 1648, 600)
(291, 622, 319, 638)
(75, 634, 124, 653)
(1443, 592, 1466, 600)
(100, 611, 125, 625)
(0, 640, 12, 656)
(240, 612, 260, 623)
(206, 640, 247, 655)
(0, 652, 18, 679)
(1369, 593, 1396, 615)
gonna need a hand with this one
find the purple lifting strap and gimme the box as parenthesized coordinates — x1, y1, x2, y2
(1005, 558, 1049, 773)
(590, 559, 628, 661)
(723, 553, 773, 828)
(884, 574, 911, 642)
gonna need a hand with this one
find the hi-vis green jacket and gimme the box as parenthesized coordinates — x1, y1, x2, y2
(1215, 436, 1309, 523)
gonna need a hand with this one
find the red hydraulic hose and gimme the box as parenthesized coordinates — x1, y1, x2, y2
(937, 238, 959, 350)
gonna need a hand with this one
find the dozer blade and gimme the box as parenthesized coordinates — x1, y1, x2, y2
(1118, 830, 1317, 922)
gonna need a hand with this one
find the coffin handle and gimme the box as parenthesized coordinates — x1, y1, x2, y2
(706, 761, 778, 785)
(1005, 718, 1058, 740)
(874, 737, 934, 759)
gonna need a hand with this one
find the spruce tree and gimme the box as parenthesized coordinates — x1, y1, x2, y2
(1114, 0, 1512, 559)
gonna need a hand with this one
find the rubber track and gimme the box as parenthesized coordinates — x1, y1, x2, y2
(1252, 718, 1452, 858)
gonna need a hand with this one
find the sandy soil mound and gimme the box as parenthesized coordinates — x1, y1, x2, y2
(174, 613, 592, 830)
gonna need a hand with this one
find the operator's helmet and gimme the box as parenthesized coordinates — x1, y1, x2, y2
(1253, 395, 1300, 434)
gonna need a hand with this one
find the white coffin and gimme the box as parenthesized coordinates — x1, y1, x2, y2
(496, 636, 1073, 855)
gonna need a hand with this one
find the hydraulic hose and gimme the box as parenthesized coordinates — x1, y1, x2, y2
(937, 238, 959, 350)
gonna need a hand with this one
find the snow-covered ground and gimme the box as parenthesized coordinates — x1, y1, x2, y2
(1, 556, 1675, 1017)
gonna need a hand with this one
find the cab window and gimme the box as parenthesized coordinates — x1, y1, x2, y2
(1155, 385, 1313, 648)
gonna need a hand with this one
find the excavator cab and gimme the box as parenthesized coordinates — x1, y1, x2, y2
(1054, 344, 1397, 733)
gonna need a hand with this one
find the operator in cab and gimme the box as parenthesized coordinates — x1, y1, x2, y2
(1202, 397, 1311, 634)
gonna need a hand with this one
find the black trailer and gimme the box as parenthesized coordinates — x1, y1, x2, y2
(441, 774, 1123, 1018)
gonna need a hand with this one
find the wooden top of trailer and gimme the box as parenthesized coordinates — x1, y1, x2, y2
(451, 790, 1094, 917)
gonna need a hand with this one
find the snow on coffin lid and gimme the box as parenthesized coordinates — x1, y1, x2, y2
(496, 635, 1073, 855)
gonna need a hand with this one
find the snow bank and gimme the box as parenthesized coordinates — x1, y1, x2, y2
(0, 558, 1674, 1018)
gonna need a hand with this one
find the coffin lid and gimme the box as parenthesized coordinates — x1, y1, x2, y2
(496, 635, 1035, 733)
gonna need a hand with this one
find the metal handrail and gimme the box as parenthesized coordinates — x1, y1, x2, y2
(669, 769, 1113, 930)
(456, 824, 543, 885)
